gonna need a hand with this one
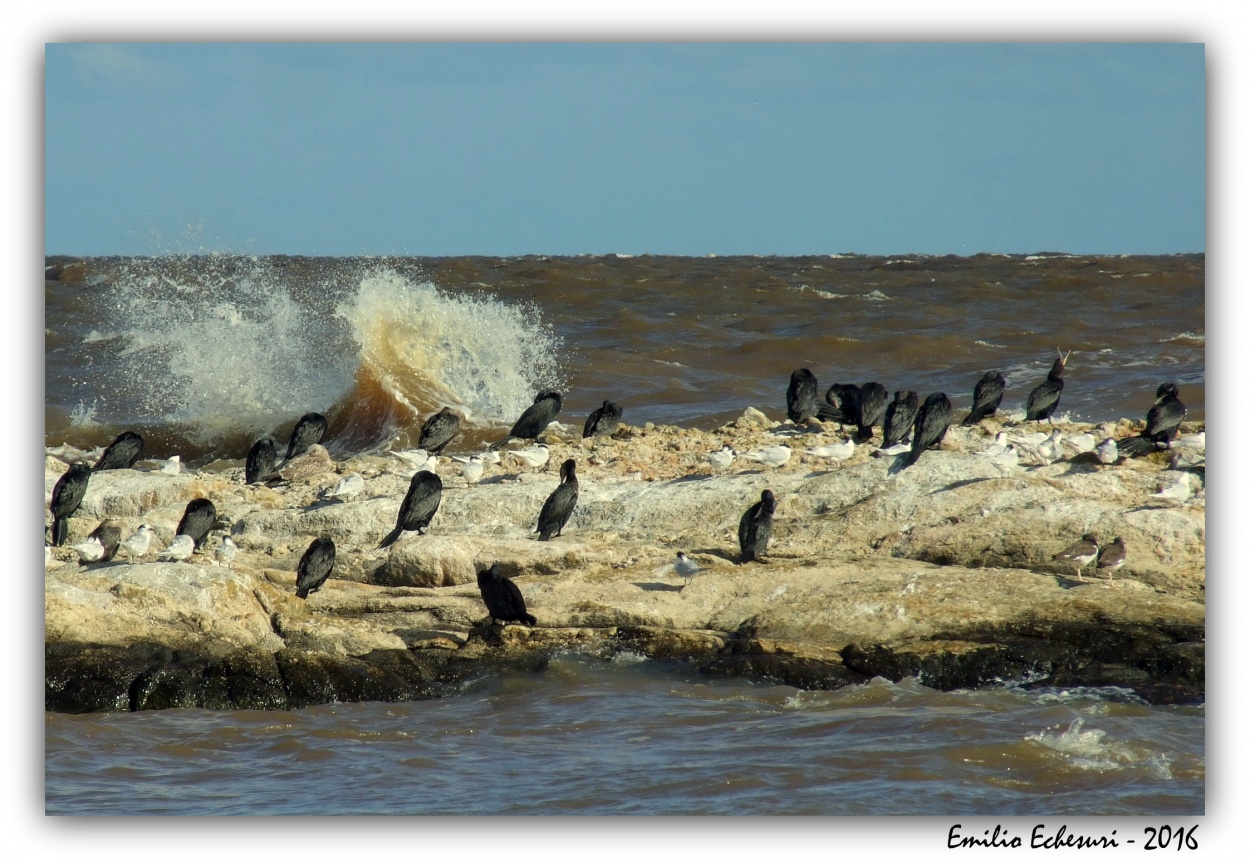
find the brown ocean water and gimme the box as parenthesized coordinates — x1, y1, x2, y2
(43, 254, 1205, 815)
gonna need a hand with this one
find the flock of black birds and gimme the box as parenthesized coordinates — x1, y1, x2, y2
(48, 350, 1193, 626)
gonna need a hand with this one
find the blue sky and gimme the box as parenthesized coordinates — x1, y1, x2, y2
(45, 42, 1204, 256)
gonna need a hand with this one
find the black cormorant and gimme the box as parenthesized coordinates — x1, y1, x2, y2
(295, 537, 336, 599)
(856, 382, 888, 443)
(901, 392, 953, 469)
(961, 371, 1006, 426)
(476, 562, 537, 626)
(536, 459, 579, 541)
(583, 400, 623, 438)
(175, 498, 217, 549)
(882, 391, 919, 447)
(1117, 382, 1188, 458)
(49, 462, 92, 546)
(1025, 351, 1069, 423)
(94, 431, 144, 471)
(786, 369, 820, 424)
(285, 412, 328, 461)
(376, 470, 443, 549)
(418, 407, 461, 455)
(818, 383, 861, 428)
(491, 390, 562, 449)
(738, 489, 777, 564)
(245, 436, 279, 485)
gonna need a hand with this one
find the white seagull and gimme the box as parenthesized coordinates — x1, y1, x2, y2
(675, 552, 702, 588)
(214, 535, 238, 566)
(461, 455, 485, 485)
(509, 444, 550, 470)
(119, 523, 153, 562)
(706, 446, 735, 472)
(1152, 474, 1193, 505)
(807, 437, 856, 463)
(71, 536, 106, 564)
(740, 445, 792, 469)
(977, 432, 1011, 458)
(986, 444, 1020, 475)
(1095, 438, 1119, 465)
(389, 448, 438, 476)
(325, 471, 365, 502)
(1062, 432, 1097, 456)
(158, 534, 196, 562)
(159, 455, 182, 475)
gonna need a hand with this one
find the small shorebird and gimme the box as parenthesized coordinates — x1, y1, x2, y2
(707, 446, 735, 472)
(461, 455, 485, 485)
(1095, 438, 1119, 465)
(674, 552, 702, 588)
(214, 535, 238, 566)
(119, 523, 153, 562)
(741, 445, 792, 469)
(1152, 474, 1193, 505)
(1096, 537, 1126, 584)
(158, 534, 196, 562)
(389, 448, 438, 476)
(1054, 533, 1099, 582)
(325, 471, 365, 502)
(509, 444, 550, 470)
(807, 437, 855, 463)
(1062, 432, 1096, 456)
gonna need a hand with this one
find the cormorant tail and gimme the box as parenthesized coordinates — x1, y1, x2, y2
(376, 526, 403, 550)
(52, 517, 69, 547)
(1116, 435, 1158, 458)
(295, 586, 310, 600)
(521, 613, 537, 626)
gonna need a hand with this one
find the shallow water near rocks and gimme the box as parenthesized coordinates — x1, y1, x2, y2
(44, 654, 1203, 816)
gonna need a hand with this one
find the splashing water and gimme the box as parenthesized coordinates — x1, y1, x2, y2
(337, 269, 563, 427)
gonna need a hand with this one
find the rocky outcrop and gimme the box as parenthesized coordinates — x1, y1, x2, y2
(45, 411, 1205, 712)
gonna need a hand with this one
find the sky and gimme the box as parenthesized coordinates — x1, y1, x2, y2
(44, 42, 1205, 257)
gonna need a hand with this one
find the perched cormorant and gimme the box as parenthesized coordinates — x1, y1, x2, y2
(491, 390, 563, 449)
(476, 562, 536, 626)
(295, 537, 336, 599)
(1055, 533, 1099, 582)
(49, 462, 91, 546)
(882, 391, 919, 448)
(738, 489, 777, 564)
(94, 431, 144, 471)
(583, 400, 623, 438)
(818, 383, 861, 428)
(1117, 383, 1189, 458)
(285, 412, 328, 461)
(418, 407, 461, 455)
(376, 470, 443, 549)
(175, 498, 217, 550)
(537, 459, 579, 541)
(961, 371, 1006, 426)
(786, 369, 820, 424)
(901, 392, 953, 469)
(1025, 351, 1069, 423)
(246, 436, 279, 485)
(856, 382, 889, 443)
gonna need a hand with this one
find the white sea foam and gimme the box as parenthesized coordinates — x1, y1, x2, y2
(1159, 332, 1205, 345)
(337, 269, 564, 427)
(1025, 718, 1169, 776)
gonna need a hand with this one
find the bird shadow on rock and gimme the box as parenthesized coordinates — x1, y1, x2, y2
(632, 581, 684, 592)
(928, 477, 993, 495)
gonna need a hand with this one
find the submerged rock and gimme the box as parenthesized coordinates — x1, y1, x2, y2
(44, 414, 1206, 711)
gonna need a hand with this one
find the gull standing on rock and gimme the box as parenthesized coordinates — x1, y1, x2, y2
(707, 446, 735, 473)
(71, 535, 106, 564)
(325, 471, 365, 502)
(808, 438, 855, 464)
(119, 523, 153, 562)
(1152, 474, 1193, 505)
(1062, 432, 1097, 456)
(509, 443, 550, 471)
(738, 489, 777, 564)
(158, 534, 196, 562)
(160, 455, 182, 475)
(214, 534, 238, 566)
(740, 445, 792, 469)
(675, 552, 702, 588)
(1095, 438, 1119, 465)
(460, 455, 485, 485)
(1054, 533, 1099, 582)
